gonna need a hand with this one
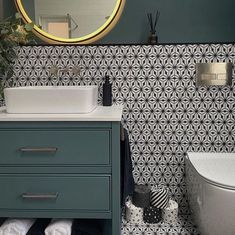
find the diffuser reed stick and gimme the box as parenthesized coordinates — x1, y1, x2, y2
(147, 11, 160, 33)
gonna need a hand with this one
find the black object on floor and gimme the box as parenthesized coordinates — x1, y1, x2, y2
(143, 206, 162, 223)
(121, 128, 135, 205)
(26, 218, 51, 235)
(0, 218, 6, 227)
(132, 184, 151, 207)
(72, 219, 102, 235)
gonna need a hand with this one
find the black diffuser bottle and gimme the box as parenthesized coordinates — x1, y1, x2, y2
(102, 75, 112, 106)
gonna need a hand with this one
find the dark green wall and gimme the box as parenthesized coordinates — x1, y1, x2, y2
(3, 0, 35, 20)
(3, 0, 235, 44)
(3, 0, 16, 19)
(100, 0, 235, 44)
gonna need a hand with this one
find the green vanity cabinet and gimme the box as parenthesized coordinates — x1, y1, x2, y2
(0, 120, 121, 235)
(0, 129, 111, 166)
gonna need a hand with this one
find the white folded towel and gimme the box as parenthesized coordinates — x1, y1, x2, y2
(0, 218, 35, 235)
(45, 219, 73, 235)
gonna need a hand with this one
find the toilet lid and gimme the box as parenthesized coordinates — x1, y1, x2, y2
(187, 152, 235, 189)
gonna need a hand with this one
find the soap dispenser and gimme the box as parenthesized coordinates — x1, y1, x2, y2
(102, 75, 112, 106)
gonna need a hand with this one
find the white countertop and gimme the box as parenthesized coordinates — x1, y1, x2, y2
(0, 105, 123, 122)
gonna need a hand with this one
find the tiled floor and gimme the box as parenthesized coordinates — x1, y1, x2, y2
(121, 215, 199, 235)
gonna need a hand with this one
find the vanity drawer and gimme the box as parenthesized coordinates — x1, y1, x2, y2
(0, 130, 110, 165)
(0, 175, 110, 211)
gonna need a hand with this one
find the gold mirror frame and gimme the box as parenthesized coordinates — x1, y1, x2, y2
(15, 0, 125, 44)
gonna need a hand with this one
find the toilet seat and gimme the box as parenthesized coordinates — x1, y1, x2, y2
(187, 152, 235, 190)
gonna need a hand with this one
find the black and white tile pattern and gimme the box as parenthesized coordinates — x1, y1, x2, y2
(3, 43, 235, 234)
(122, 214, 199, 235)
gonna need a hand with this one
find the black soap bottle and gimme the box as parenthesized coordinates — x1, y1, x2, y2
(102, 75, 112, 106)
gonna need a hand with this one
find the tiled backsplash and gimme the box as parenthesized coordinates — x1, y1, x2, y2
(5, 43, 235, 214)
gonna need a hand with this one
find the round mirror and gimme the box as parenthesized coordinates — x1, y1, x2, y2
(15, 0, 125, 44)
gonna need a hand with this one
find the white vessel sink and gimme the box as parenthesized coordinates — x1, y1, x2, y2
(4, 86, 98, 114)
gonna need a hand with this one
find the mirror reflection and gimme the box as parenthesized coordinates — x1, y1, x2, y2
(21, 0, 117, 39)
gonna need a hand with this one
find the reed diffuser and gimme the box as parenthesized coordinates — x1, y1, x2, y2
(147, 11, 160, 44)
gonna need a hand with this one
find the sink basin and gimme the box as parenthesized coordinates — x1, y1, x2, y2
(4, 86, 98, 114)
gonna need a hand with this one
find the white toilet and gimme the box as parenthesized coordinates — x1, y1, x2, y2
(186, 152, 235, 235)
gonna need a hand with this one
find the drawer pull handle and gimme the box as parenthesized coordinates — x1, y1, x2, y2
(19, 147, 58, 153)
(21, 193, 58, 199)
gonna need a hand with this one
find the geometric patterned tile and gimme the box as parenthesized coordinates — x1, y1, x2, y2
(121, 214, 200, 235)
(2, 43, 235, 214)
